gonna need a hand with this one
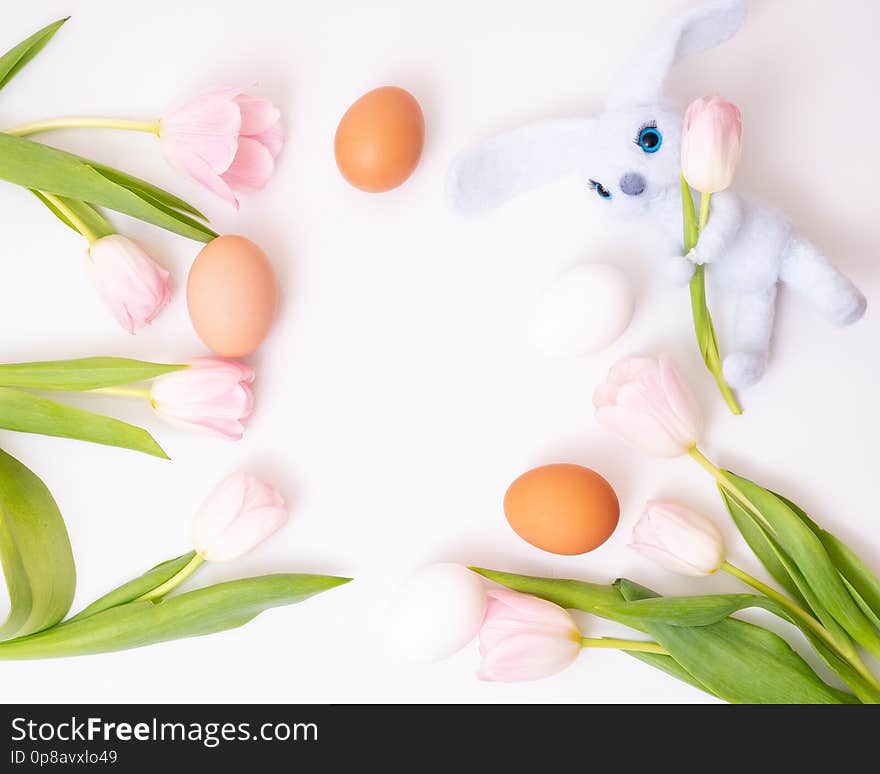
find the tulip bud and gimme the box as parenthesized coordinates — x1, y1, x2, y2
(477, 589, 581, 682)
(192, 471, 287, 562)
(631, 500, 725, 577)
(86, 234, 171, 333)
(385, 564, 487, 663)
(681, 96, 743, 194)
(160, 84, 284, 209)
(592, 354, 703, 457)
(150, 358, 255, 440)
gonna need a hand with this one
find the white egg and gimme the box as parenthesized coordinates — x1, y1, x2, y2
(529, 263, 634, 356)
(385, 563, 487, 663)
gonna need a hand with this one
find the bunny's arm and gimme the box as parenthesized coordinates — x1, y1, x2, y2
(691, 191, 742, 264)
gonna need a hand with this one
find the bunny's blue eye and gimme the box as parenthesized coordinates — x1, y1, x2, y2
(636, 122, 662, 153)
(589, 179, 612, 200)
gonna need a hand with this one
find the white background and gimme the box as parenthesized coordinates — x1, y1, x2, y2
(0, 0, 877, 704)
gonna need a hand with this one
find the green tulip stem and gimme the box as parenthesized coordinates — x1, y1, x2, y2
(722, 561, 837, 647)
(688, 447, 771, 530)
(682, 178, 742, 416)
(136, 553, 205, 602)
(581, 637, 668, 655)
(698, 192, 712, 231)
(4, 117, 160, 137)
(88, 386, 153, 400)
(40, 191, 101, 244)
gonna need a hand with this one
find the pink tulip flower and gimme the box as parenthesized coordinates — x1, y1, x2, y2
(159, 83, 284, 208)
(86, 234, 170, 334)
(593, 355, 703, 457)
(632, 501, 725, 577)
(681, 96, 743, 194)
(150, 358, 255, 440)
(192, 471, 288, 562)
(477, 589, 582, 682)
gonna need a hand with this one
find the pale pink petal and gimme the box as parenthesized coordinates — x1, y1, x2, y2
(251, 120, 285, 158)
(159, 83, 285, 206)
(657, 354, 702, 444)
(174, 151, 239, 209)
(645, 503, 724, 561)
(220, 138, 275, 192)
(681, 96, 742, 193)
(235, 94, 281, 135)
(192, 472, 288, 562)
(477, 590, 581, 682)
(478, 633, 580, 682)
(160, 102, 241, 174)
(182, 82, 258, 106)
(595, 405, 685, 458)
(189, 357, 255, 382)
(191, 472, 248, 547)
(593, 355, 703, 457)
(592, 379, 620, 409)
(605, 357, 658, 388)
(86, 235, 171, 334)
(629, 543, 706, 576)
(480, 593, 572, 654)
(614, 380, 694, 449)
(631, 501, 725, 576)
(486, 590, 577, 635)
(150, 359, 255, 440)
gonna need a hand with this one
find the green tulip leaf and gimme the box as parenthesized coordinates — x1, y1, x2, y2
(86, 161, 206, 220)
(0, 18, 68, 92)
(31, 191, 116, 240)
(773, 490, 880, 630)
(721, 487, 853, 651)
(723, 471, 880, 659)
(842, 577, 880, 631)
(0, 574, 352, 659)
(0, 134, 217, 242)
(0, 448, 75, 641)
(470, 568, 642, 627)
(799, 626, 880, 704)
(68, 551, 196, 623)
(0, 357, 184, 392)
(473, 568, 784, 628)
(595, 591, 786, 627)
(615, 578, 856, 704)
(475, 568, 857, 704)
(0, 387, 167, 458)
(720, 486, 807, 606)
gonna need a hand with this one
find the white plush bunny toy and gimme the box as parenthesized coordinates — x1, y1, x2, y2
(448, 0, 866, 389)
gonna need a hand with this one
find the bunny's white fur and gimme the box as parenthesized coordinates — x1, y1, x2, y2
(448, 0, 866, 389)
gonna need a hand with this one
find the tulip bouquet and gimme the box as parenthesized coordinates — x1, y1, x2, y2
(680, 96, 743, 414)
(0, 18, 283, 333)
(0, 467, 349, 660)
(470, 355, 880, 703)
(0, 358, 346, 658)
(0, 355, 256, 455)
(0, 353, 258, 629)
(0, 19, 339, 662)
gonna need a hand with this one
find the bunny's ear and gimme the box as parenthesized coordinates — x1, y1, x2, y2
(606, 0, 747, 110)
(447, 118, 597, 213)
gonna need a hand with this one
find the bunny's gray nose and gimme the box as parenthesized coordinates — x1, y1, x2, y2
(619, 172, 646, 197)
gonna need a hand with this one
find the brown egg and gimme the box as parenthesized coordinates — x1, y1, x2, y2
(503, 464, 620, 555)
(334, 86, 425, 192)
(187, 235, 278, 357)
